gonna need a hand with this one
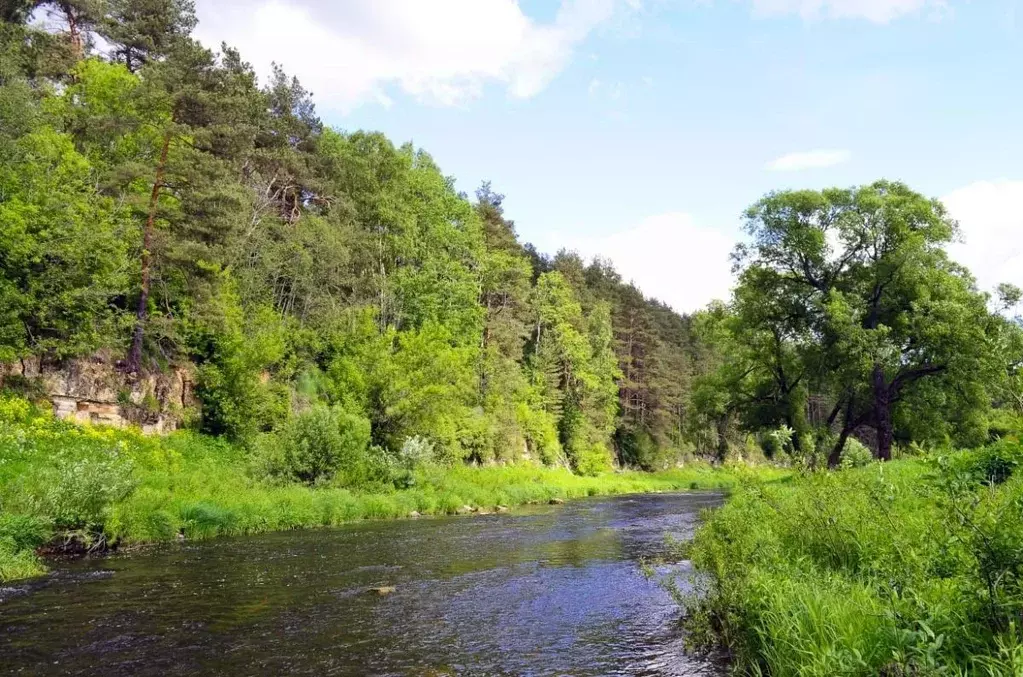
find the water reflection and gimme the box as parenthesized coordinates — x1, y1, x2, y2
(1, 492, 725, 676)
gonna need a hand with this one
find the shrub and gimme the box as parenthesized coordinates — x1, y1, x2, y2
(43, 452, 137, 530)
(987, 408, 1023, 442)
(961, 438, 1023, 485)
(398, 435, 437, 467)
(517, 402, 562, 464)
(252, 405, 374, 486)
(839, 437, 873, 469)
(763, 425, 794, 459)
(617, 427, 660, 470)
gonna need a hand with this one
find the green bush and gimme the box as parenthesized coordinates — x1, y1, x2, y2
(252, 405, 374, 486)
(987, 408, 1023, 442)
(962, 438, 1023, 485)
(0, 513, 50, 552)
(763, 425, 794, 459)
(839, 437, 873, 469)
(617, 427, 663, 470)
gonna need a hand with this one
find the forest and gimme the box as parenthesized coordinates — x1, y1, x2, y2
(4, 0, 1019, 477)
(0, 0, 715, 475)
(4, 1, 1023, 674)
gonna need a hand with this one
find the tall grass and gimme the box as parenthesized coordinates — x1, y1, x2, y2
(0, 394, 755, 582)
(681, 442, 1023, 676)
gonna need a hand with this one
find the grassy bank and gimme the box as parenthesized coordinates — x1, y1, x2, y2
(0, 395, 754, 583)
(681, 442, 1023, 676)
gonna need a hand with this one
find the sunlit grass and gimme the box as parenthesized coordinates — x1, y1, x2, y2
(683, 448, 1023, 676)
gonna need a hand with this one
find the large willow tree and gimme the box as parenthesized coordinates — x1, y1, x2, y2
(734, 181, 1001, 463)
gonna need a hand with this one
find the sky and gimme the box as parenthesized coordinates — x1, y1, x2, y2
(192, 0, 1023, 313)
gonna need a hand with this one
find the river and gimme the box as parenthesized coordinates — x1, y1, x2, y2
(0, 492, 725, 676)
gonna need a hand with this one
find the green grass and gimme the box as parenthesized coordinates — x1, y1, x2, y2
(0, 394, 763, 582)
(680, 441, 1023, 676)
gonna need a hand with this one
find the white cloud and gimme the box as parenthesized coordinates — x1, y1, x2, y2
(750, 0, 947, 23)
(766, 149, 851, 171)
(194, 0, 632, 112)
(942, 180, 1023, 295)
(548, 213, 736, 312)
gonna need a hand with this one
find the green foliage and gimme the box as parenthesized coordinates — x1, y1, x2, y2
(252, 405, 374, 486)
(0, 396, 139, 534)
(189, 285, 290, 441)
(763, 425, 795, 458)
(682, 454, 1023, 676)
(0, 111, 132, 360)
(0, 394, 746, 582)
(839, 437, 873, 469)
(732, 181, 1007, 464)
(957, 438, 1023, 486)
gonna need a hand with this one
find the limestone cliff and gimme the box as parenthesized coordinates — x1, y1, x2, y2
(0, 352, 196, 433)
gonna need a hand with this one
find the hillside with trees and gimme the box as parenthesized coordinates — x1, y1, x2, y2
(0, 0, 720, 476)
(3, 1, 1023, 476)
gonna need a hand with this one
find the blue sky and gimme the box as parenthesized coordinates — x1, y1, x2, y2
(195, 0, 1023, 311)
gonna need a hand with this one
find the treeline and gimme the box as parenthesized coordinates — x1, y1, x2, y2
(3, 2, 1022, 475)
(0, 0, 706, 473)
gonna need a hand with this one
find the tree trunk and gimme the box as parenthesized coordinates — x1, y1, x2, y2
(827, 398, 855, 469)
(715, 413, 730, 464)
(64, 5, 83, 59)
(126, 131, 171, 373)
(872, 363, 894, 461)
(828, 424, 851, 468)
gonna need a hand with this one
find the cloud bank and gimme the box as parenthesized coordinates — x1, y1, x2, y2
(548, 213, 736, 313)
(943, 180, 1023, 296)
(194, 0, 632, 112)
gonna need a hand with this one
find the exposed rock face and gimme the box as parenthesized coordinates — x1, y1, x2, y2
(0, 351, 195, 434)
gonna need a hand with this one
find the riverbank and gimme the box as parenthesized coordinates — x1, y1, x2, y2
(681, 441, 1023, 676)
(0, 395, 774, 583)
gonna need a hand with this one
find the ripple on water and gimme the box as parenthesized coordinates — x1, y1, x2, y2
(0, 492, 726, 677)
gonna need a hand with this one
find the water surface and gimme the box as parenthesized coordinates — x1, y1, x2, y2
(1, 492, 724, 676)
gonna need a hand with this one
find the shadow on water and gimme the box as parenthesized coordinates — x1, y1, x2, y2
(0, 492, 726, 676)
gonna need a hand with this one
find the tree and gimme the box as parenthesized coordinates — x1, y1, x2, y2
(0, 86, 130, 360)
(98, 0, 196, 72)
(736, 181, 1000, 463)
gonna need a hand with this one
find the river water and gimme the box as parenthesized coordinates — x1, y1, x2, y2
(0, 492, 725, 676)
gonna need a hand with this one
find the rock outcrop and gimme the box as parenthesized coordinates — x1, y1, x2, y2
(0, 351, 195, 434)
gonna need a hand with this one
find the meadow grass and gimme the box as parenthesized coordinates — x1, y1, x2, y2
(681, 443, 1023, 676)
(0, 394, 764, 582)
